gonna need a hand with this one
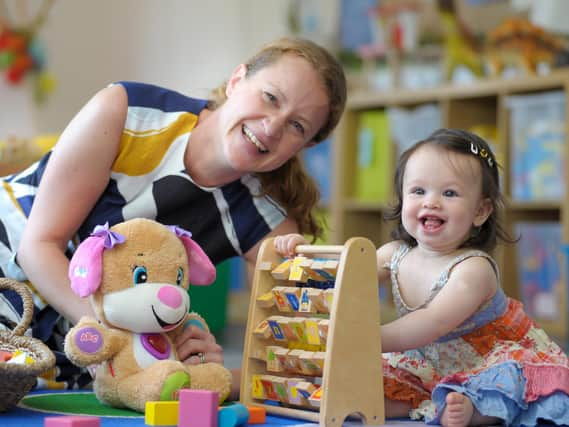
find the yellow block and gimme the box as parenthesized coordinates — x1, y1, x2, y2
(145, 401, 179, 426)
(271, 259, 291, 280)
(289, 256, 308, 282)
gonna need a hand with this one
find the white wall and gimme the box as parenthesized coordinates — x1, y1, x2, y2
(0, 0, 292, 138)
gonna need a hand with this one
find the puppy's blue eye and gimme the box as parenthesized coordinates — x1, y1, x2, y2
(133, 266, 148, 284)
(176, 267, 184, 286)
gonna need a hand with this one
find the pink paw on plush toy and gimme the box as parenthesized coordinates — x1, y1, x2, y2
(64, 218, 232, 413)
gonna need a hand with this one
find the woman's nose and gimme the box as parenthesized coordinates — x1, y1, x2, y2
(263, 115, 284, 138)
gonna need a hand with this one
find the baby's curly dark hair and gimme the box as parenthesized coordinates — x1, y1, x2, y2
(384, 128, 516, 252)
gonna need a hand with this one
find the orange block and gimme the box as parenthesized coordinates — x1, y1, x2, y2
(246, 405, 266, 424)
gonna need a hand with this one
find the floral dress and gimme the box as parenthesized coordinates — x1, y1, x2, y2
(382, 244, 569, 426)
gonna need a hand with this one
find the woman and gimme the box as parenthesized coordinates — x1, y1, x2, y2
(0, 37, 347, 392)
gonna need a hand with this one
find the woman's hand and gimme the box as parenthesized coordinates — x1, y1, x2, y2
(175, 325, 224, 366)
(274, 233, 307, 257)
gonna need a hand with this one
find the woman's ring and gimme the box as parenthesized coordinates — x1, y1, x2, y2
(190, 352, 206, 364)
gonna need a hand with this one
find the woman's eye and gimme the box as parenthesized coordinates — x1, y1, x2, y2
(176, 267, 184, 286)
(290, 120, 305, 135)
(443, 190, 458, 197)
(132, 266, 148, 284)
(263, 91, 277, 103)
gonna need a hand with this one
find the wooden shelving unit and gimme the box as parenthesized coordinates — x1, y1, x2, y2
(331, 69, 569, 340)
(240, 237, 384, 426)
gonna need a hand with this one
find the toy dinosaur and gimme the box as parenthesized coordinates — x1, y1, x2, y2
(485, 17, 569, 76)
(439, 9, 484, 81)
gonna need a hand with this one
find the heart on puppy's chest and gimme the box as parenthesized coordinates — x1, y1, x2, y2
(141, 333, 171, 360)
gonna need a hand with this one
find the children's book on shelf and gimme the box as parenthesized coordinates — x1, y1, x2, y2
(507, 91, 565, 202)
(302, 138, 332, 206)
(354, 110, 392, 203)
(515, 222, 563, 324)
(339, 0, 377, 52)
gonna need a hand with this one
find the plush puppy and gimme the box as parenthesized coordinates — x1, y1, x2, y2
(64, 218, 232, 413)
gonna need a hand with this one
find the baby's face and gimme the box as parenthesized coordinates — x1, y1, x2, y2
(401, 144, 490, 252)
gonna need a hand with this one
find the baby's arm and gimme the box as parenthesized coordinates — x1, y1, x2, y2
(381, 256, 497, 353)
(376, 241, 399, 283)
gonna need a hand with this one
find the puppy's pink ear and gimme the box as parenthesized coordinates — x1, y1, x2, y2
(69, 222, 126, 297)
(182, 237, 216, 285)
(68, 236, 106, 297)
(167, 225, 216, 285)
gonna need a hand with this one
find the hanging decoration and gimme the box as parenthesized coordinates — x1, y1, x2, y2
(0, 0, 56, 103)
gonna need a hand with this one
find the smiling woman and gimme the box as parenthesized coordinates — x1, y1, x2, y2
(0, 36, 346, 395)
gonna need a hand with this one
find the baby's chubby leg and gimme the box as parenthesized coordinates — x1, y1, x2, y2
(440, 392, 501, 427)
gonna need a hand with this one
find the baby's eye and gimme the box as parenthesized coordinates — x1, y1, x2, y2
(132, 266, 148, 284)
(443, 189, 458, 197)
(263, 91, 277, 104)
(176, 267, 184, 286)
(410, 187, 425, 195)
(290, 120, 305, 135)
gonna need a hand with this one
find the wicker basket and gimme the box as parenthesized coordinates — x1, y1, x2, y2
(0, 278, 56, 412)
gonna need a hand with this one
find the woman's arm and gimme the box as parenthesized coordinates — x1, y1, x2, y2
(381, 256, 498, 353)
(17, 84, 128, 325)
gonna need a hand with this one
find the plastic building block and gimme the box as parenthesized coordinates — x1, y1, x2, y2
(246, 406, 266, 424)
(44, 416, 100, 427)
(145, 401, 179, 426)
(178, 389, 219, 427)
(218, 403, 249, 427)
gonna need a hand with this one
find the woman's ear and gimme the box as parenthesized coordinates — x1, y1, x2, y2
(225, 64, 248, 97)
(474, 198, 493, 227)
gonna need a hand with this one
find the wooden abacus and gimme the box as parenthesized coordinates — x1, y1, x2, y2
(240, 237, 384, 426)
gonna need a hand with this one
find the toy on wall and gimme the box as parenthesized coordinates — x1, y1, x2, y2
(64, 218, 232, 413)
(0, 0, 57, 103)
(437, 0, 484, 82)
(437, 0, 569, 81)
(485, 17, 569, 76)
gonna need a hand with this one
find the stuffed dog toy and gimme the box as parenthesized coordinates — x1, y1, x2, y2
(64, 218, 232, 412)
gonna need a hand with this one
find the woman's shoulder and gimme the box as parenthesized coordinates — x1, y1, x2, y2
(111, 81, 209, 114)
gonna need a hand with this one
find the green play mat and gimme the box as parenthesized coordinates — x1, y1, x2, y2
(19, 392, 142, 418)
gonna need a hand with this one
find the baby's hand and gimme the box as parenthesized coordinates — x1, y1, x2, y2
(274, 234, 307, 258)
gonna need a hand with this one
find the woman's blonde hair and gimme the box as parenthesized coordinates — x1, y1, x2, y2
(210, 37, 347, 240)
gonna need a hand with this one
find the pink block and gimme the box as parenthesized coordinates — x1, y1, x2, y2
(44, 415, 101, 427)
(178, 389, 219, 427)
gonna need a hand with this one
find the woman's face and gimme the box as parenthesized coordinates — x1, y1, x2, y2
(218, 54, 330, 174)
